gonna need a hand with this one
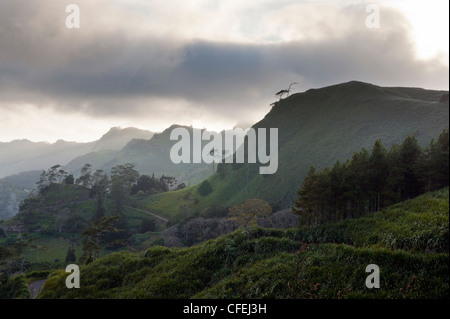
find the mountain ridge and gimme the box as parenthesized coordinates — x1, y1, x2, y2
(135, 80, 449, 219)
(0, 127, 154, 179)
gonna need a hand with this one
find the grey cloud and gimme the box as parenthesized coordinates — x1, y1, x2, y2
(0, 1, 448, 122)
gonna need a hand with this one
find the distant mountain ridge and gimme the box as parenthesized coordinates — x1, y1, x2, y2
(64, 124, 217, 186)
(92, 127, 155, 151)
(0, 127, 154, 178)
(0, 127, 153, 219)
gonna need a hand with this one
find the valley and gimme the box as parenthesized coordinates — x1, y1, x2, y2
(0, 81, 448, 299)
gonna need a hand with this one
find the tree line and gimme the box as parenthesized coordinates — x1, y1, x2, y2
(34, 163, 177, 219)
(292, 130, 449, 225)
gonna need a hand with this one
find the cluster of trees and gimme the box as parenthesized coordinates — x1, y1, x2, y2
(25, 163, 178, 263)
(74, 163, 176, 260)
(36, 165, 74, 194)
(131, 174, 177, 195)
(292, 130, 449, 225)
(33, 163, 177, 221)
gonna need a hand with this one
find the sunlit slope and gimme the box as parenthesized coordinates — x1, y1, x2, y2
(139, 81, 449, 218)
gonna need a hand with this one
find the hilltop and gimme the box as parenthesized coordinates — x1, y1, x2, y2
(136, 81, 449, 220)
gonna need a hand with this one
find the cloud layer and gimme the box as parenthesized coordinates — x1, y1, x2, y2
(0, 0, 448, 141)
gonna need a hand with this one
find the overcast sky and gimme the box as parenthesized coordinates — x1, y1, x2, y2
(0, 0, 448, 143)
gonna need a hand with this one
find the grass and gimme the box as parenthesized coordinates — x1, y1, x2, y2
(37, 188, 449, 299)
(25, 236, 83, 263)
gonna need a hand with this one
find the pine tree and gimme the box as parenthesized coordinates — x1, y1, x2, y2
(429, 130, 449, 189)
(292, 166, 317, 225)
(399, 136, 424, 200)
(65, 246, 76, 263)
(369, 139, 388, 212)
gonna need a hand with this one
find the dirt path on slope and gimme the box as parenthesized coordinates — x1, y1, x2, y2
(124, 205, 169, 223)
(28, 279, 46, 299)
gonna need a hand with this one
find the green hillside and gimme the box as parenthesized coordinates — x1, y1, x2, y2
(37, 188, 449, 299)
(136, 81, 449, 219)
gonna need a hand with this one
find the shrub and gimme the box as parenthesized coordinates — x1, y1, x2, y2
(139, 217, 157, 233)
(0, 274, 30, 299)
(198, 180, 213, 197)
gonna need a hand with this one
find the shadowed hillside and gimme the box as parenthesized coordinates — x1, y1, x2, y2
(37, 188, 449, 299)
(153, 81, 449, 215)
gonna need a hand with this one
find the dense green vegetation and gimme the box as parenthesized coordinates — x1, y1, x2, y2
(0, 156, 195, 284)
(293, 130, 449, 225)
(37, 188, 448, 299)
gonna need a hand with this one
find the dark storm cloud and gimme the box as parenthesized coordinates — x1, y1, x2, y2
(0, 1, 448, 120)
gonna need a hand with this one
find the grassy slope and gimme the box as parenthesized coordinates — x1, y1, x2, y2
(134, 81, 449, 222)
(38, 188, 449, 299)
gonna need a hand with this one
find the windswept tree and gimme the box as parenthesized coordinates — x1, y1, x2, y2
(110, 163, 139, 215)
(64, 174, 74, 185)
(76, 163, 93, 188)
(35, 165, 68, 195)
(159, 175, 176, 192)
(36, 170, 48, 195)
(57, 168, 68, 183)
(46, 165, 62, 184)
(275, 82, 299, 101)
(286, 82, 298, 97)
(90, 170, 109, 220)
(275, 89, 289, 100)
